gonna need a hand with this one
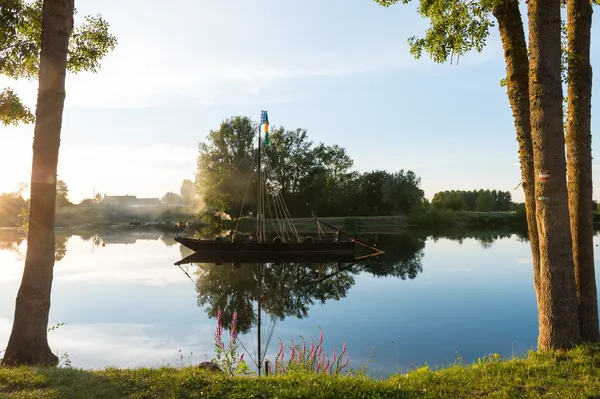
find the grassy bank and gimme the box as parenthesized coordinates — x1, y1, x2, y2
(217, 211, 528, 236)
(224, 215, 407, 234)
(2, 346, 600, 398)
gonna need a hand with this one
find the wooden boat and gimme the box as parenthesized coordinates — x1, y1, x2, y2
(174, 110, 383, 265)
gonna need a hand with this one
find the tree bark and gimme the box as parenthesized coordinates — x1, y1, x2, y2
(566, 0, 599, 343)
(2, 0, 74, 367)
(492, 0, 542, 326)
(527, 0, 582, 350)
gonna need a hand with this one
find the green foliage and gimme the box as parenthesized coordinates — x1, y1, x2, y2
(2, 345, 600, 398)
(0, 0, 117, 125)
(0, 190, 26, 227)
(381, 170, 425, 215)
(269, 329, 350, 375)
(431, 189, 512, 212)
(55, 180, 72, 208)
(161, 191, 182, 206)
(374, 0, 498, 63)
(196, 116, 425, 218)
(196, 116, 257, 217)
(412, 209, 524, 230)
(47, 322, 66, 333)
(475, 189, 495, 211)
(196, 213, 223, 237)
(0, 87, 34, 126)
(212, 308, 251, 376)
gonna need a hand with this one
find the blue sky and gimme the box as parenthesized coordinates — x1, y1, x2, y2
(2, 0, 599, 203)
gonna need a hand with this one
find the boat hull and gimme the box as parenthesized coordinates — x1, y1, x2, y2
(174, 236, 356, 253)
(175, 250, 357, 265)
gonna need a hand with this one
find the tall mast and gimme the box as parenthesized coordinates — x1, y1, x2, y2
(257, 112, 262, 242)
(257, 263, 262, 375)
(257, 110, 268, 376)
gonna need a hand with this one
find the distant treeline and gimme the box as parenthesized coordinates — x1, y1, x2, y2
(430, 190, 514, 212)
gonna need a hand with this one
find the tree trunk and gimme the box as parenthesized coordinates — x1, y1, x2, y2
(2, 0, 74, 367)
(566, 0, 599, 343)
(492, 0, 542, 325)
(527, 0, 582, 350)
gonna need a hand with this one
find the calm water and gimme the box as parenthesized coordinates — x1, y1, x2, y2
(1, 229, 599, 376)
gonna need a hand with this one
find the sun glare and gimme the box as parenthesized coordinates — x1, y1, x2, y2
(0, 129, 31, 197)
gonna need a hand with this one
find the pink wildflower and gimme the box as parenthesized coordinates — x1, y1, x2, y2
(239, 353, 244, 361)
(343, 354, 349, 367)
(216, 308, 223, 340)
(231, 311, 238, 340)
(278, 340, 285, 362)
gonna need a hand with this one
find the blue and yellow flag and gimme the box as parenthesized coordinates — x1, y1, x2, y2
(261, 110, 270, 146)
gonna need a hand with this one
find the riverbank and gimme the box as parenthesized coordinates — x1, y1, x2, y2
(1, 345, 599, 398)
(4, 209, 600, 237)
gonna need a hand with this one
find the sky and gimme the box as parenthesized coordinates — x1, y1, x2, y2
(2, 0, 600, 204)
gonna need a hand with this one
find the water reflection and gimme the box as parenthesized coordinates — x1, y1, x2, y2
(0, 230, 69, 261)
(189, 232, 426, 333)
(420, 227, 530, 248)
(0, 226, 568, 373)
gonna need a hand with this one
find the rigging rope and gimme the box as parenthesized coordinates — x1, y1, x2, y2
(233, 141, 258, 236)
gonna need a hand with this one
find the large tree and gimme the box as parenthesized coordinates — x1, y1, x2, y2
(565, 0, 599, 342)
(528, 0, 581, 349)
(0, 0, 116, 126)
(374, 0, 592, 349)
(2, 0, 75, 366)
(375, 0, 542, 321)
(195, 116, 257, 217)
(2, 0, 115, 366)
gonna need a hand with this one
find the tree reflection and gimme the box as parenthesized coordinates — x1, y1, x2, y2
(0, 232, 24, 254)
(0, 231, 68, 262)
(418, 227, 529, 247)
(356, 234, 425, 279)
(54, 234, 68, 261)
(191, 233, 425, 333)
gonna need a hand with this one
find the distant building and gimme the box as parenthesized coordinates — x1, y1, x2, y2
(103, 195, 162, 208)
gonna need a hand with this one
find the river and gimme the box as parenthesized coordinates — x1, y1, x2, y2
(1, 228, 597, 377)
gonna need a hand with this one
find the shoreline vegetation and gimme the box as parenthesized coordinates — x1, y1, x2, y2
(5, 209, 600, 236)
(1, 345, 600, 398)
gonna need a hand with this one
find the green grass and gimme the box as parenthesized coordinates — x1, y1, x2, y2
(2, 346, 600, 398)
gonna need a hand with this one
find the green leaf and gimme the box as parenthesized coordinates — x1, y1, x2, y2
(0, 0, 117, 125)
(0, 88, 34, 126)
(374, 0, 497, 64)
